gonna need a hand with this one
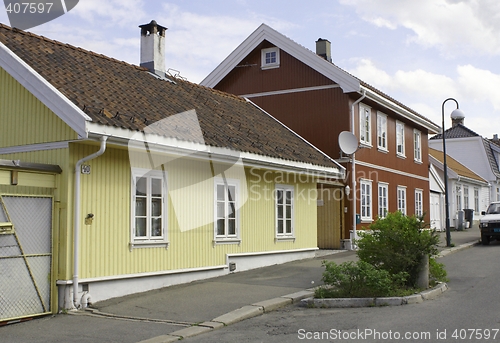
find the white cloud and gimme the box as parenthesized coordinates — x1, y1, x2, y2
(347, 56, 500, 137)
(457, 64, 500, 110)
(339, 0, 500, 57)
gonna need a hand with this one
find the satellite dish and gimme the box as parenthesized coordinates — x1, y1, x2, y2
(338, 131, 359, 155)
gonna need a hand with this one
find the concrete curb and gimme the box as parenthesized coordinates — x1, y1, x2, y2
(138, 239, 476, 342)
(301, 282, 449, 308)
(437, 240, 479, 257)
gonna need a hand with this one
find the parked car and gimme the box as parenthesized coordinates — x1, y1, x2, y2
(479, 202, 500, 245)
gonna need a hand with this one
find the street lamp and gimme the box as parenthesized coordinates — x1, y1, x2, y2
(442, 98, 465, 247)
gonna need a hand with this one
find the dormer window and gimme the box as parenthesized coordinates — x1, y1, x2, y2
(261, 47, 280, 69)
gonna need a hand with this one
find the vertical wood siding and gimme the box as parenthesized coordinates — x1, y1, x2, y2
(0, 67, 77, 147)
(75, 145, 318, 279)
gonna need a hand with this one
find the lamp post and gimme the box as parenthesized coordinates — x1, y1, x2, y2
(442, 98, 465, 247)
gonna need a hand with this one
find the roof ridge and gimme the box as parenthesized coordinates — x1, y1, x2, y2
(0, 22, 147, 71)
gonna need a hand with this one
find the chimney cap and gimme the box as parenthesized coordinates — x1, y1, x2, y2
(139, 20, 167, 36)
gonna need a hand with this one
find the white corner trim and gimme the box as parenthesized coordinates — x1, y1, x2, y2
(200, 23, 360, 93)
(0, 41, 90, 138)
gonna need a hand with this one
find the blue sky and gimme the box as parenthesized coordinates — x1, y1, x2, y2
(1, 0, 499, 139)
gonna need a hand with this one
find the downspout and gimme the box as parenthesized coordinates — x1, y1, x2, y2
(73, 136, 107, 308)
(350, 90, 366, 249)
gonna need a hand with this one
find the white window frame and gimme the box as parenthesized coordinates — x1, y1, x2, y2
(397, 186, 407, 215)
(214, 177, 241, 244)
(377, 112, 388, 151)
(474, 187, 480, 213)
(463, 186, 469, 209)
(130, 168, 168, 249)
(413, 129, 422, 163)
(396, 121, 405, 157)
(359, 104, 372, 146)
(261, 47, 280, 70)
(415, 189, 423, 217)
(378, 182, 388, 218)
(275, 184, 295, 240)
(360, 179, 373, 221)
(456, 185, 462, 211)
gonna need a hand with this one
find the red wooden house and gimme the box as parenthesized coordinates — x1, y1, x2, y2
(202, 24, 440, 248)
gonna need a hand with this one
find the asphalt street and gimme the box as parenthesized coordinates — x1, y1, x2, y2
(185, 239, 500, 343)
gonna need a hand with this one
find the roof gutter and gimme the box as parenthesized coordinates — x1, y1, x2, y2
(360, 86, 440, 134)
(73, 136, 107, 308)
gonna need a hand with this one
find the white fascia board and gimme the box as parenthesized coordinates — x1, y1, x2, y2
(429, 164, 445, 192)
(200, 23, 360, 94)
(362, 86, 440, 134)
(87, 123, 343, 178)
(0, 41, 90, 138)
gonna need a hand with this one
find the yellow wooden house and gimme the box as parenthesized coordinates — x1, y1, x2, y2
(0, 21, 344, 321)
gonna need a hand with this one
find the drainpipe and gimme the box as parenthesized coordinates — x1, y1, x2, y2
(73, 136, 107, 308)
(350, 90, 366, 249)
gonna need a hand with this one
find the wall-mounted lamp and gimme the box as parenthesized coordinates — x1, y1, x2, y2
(85, 213, 94, 225)
(345, 185, 351, 196)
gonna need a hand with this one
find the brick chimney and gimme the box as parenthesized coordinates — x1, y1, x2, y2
(316, 38, 331, 62)
(139, 20, 167, 76)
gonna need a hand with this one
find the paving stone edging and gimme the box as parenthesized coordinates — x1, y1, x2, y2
(300, 282, 448, 308)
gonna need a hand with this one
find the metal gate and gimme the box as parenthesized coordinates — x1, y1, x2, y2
(0, 196, 52, 321)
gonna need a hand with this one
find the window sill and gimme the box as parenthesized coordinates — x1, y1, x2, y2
(213, 238, 241, 246)
(261, 64, 280, 70)
(377, 148, 388, 154)
(129, 241, 169, 251)
(360, 219, 373, 224)
(360, 142, 372, 148)
(396, 154, 406, 159)
(414, 159, 422, 164)
(275, 236, 296, 243)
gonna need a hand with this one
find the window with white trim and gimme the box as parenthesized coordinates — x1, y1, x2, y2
(214, 178, 240, 242)
(360, 180, 372, 221)
(261, 47, 280, 69)
(131, 169, 168, 246)
(396, 121, 405, 157)
(414, 129, 422, 162)
(474, 187, 479, 212)
(456, 185, 462, 211)
(415, 189, 423, 217)
(463, 186, 469, 209)
(276, 185, 294, 239)
(397, 186, 406, 215)
(359, 105, 371, 145)
(377, 112, 388, 151)
(378, 183, 388, 218)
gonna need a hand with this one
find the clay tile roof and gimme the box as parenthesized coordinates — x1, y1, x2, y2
(429, 148, 487, 183)
(0, 23, 340, 170)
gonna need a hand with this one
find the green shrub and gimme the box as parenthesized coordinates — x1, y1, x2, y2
(356, 212, 440, 288)
(429, 257, 449, 284)
(316, 260, 408, 298)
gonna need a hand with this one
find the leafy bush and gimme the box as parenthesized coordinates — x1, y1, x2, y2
(316, 260, 408, 298)
(429, 257, 449, 284)
(356, 212, 440, 288)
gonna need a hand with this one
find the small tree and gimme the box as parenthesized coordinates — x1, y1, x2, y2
(356, 212, 439, 288)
